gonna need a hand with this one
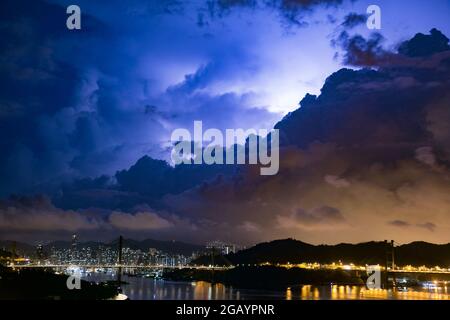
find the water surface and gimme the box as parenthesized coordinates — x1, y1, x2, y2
(82, 272, 450, 300)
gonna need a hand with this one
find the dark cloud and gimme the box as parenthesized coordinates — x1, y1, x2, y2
(388, 220, 411, 228)
(334, 28, 450, 67)
(1, 0, 353, 198)
(0, 0, 282, 196)
(0, 0, 131, 195)
(0, 195, 102, 232)
(340, 12, 367, 29)
(334, 31, 394, 67)
(278, 206, 347, 229)
(271, 0, 347, 26)
(115, 156, 235, 203)
(399, 28, 450, 58)
(324, 175, 350, 188)
(417, 222, 437, 233)
(388, 220, 437, 233)
(5, 29, 449, 244)
(161, 29, 450, 244)
(202, 0, 351, 26)
(108, 211, 173, 230)
(0, 195, 197, 242)
(426, 94, 450, 161)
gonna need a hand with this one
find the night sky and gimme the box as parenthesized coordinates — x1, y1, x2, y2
(1, 0, 450, 245)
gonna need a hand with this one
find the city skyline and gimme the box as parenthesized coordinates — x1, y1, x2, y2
(7, 236, 450, 272)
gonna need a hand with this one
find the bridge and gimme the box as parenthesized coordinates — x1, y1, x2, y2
(10, 264, 450, 274)
(10, 264, 231, 270)
(390, 269, 450, 275)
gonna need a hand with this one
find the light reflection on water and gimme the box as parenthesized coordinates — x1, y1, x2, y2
(82, 273, 450, 300)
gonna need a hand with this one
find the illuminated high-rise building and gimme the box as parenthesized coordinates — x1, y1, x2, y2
(206, 241, 237, 255)
(71, 234, 78, 248)
(36, 244, 44, 263)
(71, 234, 78, 263)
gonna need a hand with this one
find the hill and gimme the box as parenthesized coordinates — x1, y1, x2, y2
(194, 238, 450, 267)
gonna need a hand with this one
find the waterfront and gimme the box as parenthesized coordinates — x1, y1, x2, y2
(82, 273, 450, 300)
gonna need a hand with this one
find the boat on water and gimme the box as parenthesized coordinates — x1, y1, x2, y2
(110, 293, 128, 300)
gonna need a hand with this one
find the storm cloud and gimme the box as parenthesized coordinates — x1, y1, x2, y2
(2, 0, 349, 197)
(161, 29, 450, 244)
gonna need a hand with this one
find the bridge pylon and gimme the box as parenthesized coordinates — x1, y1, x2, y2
(384, 240, 396, 288)
(117, 235, 123, 292)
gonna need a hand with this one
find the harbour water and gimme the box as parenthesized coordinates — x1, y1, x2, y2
(82, 272, 450, 300)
